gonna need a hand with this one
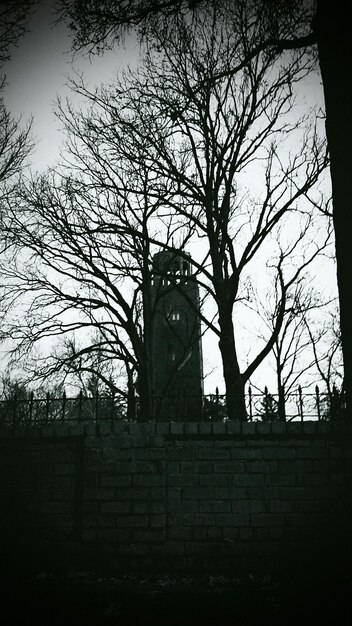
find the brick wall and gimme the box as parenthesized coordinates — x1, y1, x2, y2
(1, 420, 352, 573)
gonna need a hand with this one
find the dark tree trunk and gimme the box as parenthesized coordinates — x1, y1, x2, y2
(313, 4, 352, 416)
(218, 307, 247, 420)
(126, 371, 136, 421)
(278, 386, 286, 422)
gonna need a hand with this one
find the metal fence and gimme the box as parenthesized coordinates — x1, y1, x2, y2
(0, 385, 345, 426)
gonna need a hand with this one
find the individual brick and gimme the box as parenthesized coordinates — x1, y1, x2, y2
(232, 474, 265, 487)
(114, 515, 149, 528)
(133, 529, 166, 543)
(231, 448, 262, 460)
(278, 460, 313, 473)
(183, 422, 197, 435)
(135, 448, 165, 460)
(198, 500, 232, 514)
(165, 448, 195, 461)
(241, 423, 257, 436)
(213, 461, 245, 473)
(183, 486, 214, 500)
(271, 423, 287, 436)
(265, 473, 296, 486)
(132, 474, 165, 487)
(256, 423, 272, 436)
(267, 501, 293, 513)
(167, 527, 193, 541)
(170, 423, 184, 435)
(100, 475, 132, 487)
(262, 447, 296, 460)
(183, 513, 216, 526)
(245, 461, 278, 473)
(212, 423, 227, 435)
(198, 448, 230, 460)
(155, 422, 170, 435)
(231, 500, 265, 514)
(214, 486, 247, 500)
(297, 446, 329, 459)
(99, 502, 131, 514)
(226, 422, 242, 435)
(199, 474, 231, 487)
(168, 474, 198, 487)
(215, 513, 250, 527)
(198, 423, 212, 434)
(251, 513, 284, 527)
(302, 422, 316, 435)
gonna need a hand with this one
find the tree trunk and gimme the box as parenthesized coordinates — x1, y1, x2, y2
(218, 307, 247, 420)
(126, 370, 136, 421)
(277, 385, 286, 422)
(313, 4, 352, 416)
(276, 361, 286, 422)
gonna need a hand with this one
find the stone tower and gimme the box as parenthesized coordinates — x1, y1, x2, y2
(150, 250, 203, 420)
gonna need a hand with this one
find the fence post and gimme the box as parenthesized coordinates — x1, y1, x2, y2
(215, 387, 219, 420)
(110, 393, 115, 425)
(315, 385, 321, 421)
(95, 391, 99, 426)
(264, 386, 269, 421)
(331, 384, 339, 420)
(248, 385, 253, 422)
(29, 391, 34, 424)
(78, 390, 83, 421)
(45, 392, 50, 422)
(12, 393, 17, 430)
(62, 391, 66, 423)
(298, 386, 303, 421)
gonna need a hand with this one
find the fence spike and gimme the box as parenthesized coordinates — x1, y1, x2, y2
(298, 385, 303, 422)
(45, 392, 50, 422)
(29, 391, 34, 423)
(62, 391, 66, 422)
(315, 385, 321, 421)
(248, 385, 253, 422)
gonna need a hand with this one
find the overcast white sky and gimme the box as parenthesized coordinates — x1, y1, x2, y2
(4, 1, 138, 170)
(2, 1, 339, 398)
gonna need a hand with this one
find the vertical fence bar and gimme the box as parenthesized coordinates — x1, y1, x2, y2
(110, 394, 115, 425)
(95, 393, 99, 434)
(215, 387, 219, 420)
(29, 391, 34, 424)
(315, 385, 321, 421)
(78, 390, 83, 422)
(95, 393, 99, 421)
(264, 386, 269, 421)
(298, 386, 303, 421)
(62, 391, 66, 423)
(248, 385, 253, 422)
(12, 393, 17, 430)
(331, 384, 339, 420)
(45, 392, 50, 423)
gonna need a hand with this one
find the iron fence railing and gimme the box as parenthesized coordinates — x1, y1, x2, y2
(0, 385, 345, 426)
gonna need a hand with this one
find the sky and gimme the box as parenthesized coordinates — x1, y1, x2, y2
(2, 0, 340, 400)
(4, 1, 138, 170)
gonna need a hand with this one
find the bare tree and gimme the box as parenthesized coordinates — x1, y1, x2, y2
(250, 230, 334, 420)
(69, 6, 329, 419)
(0, 1, 33, 206)
(58, 0, 352, 418)
(303, 306, 343, 417)
(0, 86, 202, 421)
(0, 1, 36, 66)
(57, 0, 315, 56)
(1, 4, 329, 421)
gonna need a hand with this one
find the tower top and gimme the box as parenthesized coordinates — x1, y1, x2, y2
(152, 250, 192, 276)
